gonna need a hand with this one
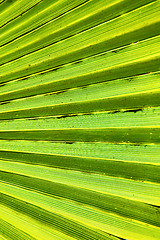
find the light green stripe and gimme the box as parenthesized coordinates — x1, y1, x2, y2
(0, 140, 159, 164)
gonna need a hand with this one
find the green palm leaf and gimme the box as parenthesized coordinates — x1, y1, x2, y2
(0, 0, 160, 239)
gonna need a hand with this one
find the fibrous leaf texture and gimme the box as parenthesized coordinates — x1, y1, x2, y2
(0, 0, 160, 239)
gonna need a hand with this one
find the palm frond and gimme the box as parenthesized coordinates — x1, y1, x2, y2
(0, 0, 160, 239)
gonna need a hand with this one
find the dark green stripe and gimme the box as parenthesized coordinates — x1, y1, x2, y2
(0, 127, 159, 144)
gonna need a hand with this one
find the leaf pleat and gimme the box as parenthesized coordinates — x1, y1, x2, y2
(0, 0, 160, 239)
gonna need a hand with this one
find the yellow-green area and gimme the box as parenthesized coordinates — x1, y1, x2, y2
(0, 0, 160, 239)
